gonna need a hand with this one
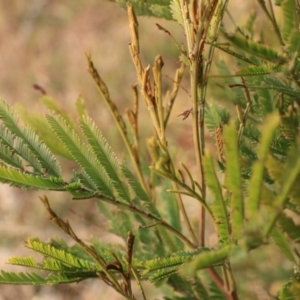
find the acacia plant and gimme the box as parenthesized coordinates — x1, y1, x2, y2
(0, 0, 300, 299)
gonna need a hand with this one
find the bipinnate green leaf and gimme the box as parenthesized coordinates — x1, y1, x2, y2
(18, 106, 72, 160)
(203, 152, 230, 244)
(222, 32, 284, 63)
(224, 122, 244, 239)
(0, 98, 61, 177)
(26, 238, 99, 270)
(0, 271, 47, 285)
(210, 43, 256, 65)
(166, 274, 210, 300)
(263, 146, 300, 237)
(246, 114, 280, 221)
(170, 0, 184, 26)
(270, 227, 295, 262)
(121, 164, 160, 217)
(205, 102, 230, 134)
(142, 247, 213, 281)
(278, 213, 300, 243)
(235, 64, 283, 76)
(182, 246, 232, 277)
(0, 270, 94, 285)
(281, 0, 298, 43)
(0, 138, 23, 169)
(46, 113, 114, 196)
(80, 115, 131, 202)
(0, 165, 64, 190)
(114, 0, 172, 20)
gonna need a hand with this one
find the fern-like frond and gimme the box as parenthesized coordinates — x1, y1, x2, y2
(0, 139, 23, 169)
(246, 114, 280, 220)
(205, 103, 231, 134)
(80, 116, 131, 202)
(222, 32, 284, 63)
(0, 99, 61, 176)
(7, 256, 37, 268)
(0, 271, 47, 285)
(281, 0, 298, 43)
(287, 30, 300, 53)
(26, 238, 100, 270)
(46, 113, 114, 196)
(8, 256, 80, 273)
(13, 137, 43, 172)
(142, 247, 212, 281)
(235, 64, 283, 76)
(170, 0, 184, 26)
(0, 270, 92, 285)
(244, 12, 257, 37)
(251, 85, 300, 98)
(150, 4, 172, 20)
(18, 107, 73, 160)
(224, 123, 244, 240)
(270, 227, 295, 262)
(263, 147, 300, 237)
(121, 165, 160, 217)
(0, 165, 65, 190)
(210, 43, 257, 65)
(278, 212, 300, 243)
(183, 246, 232, 276)
(166, 274, 210, 300)
(203, 153, 230, 245)
(161, 183, 181, 232)
(115, 0, 172, 19)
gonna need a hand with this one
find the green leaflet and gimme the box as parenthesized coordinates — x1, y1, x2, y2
(170, 0, 184, 27)
(278, 280, 295, 300)
(46, 113, 114, 196)
(114, 0, 172, 20)
(161, 183, 181, 232)
(0, 271, 48, 285)
(281, 0, 298, 43)
(182, 246, 232, 276)
(80, 116, 131, 202)
(222, 32, 285, 63)
(1, 237, 102, 285)
(0, 138, 23, 169)
(0, 165, 64, 190)
(26, 238, 99, 270)
(246, 114, 280, 221)
(210, 43, 256, 65)
(0, 271, 93, 285)
(286, 30, 300, 53)
(263, 146, 300, 237)
(245, 12, 257, 37)
(270, 227, 295, 262)
(0, 98, 61, 177)
(235, 64, 283, 76)
(18, 106, 72, 160)
(278, 212, 300, 244)
(246, 84, 300, 98)
(224, 122, 244, 240)
(203, 152, 230, 245)
(142, 247, 212, 281)
(205, 103, 230, 134)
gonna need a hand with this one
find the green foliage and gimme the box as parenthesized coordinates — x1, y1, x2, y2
(1, 0, 300, 299)
(113, 0, 172, 19)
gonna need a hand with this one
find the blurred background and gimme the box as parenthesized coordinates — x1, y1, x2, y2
(0, 1, 292, 299)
